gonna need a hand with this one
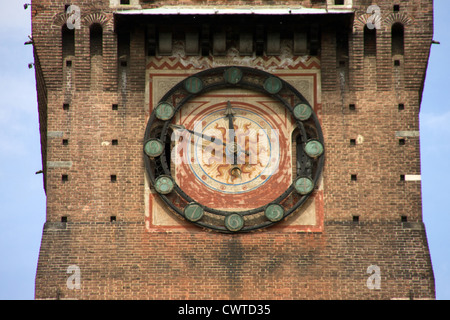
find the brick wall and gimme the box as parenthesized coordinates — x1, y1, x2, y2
(35, 222, 434, 300)
(33, 0, 435, 300)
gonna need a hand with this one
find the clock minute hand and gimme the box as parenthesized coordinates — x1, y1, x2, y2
(224, 100, 236, 139)
(224, 101, 238, 165)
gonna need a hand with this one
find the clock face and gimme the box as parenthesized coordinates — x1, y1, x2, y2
(188, 104, 278, 194)
(144, 67, 324, 233)
(174, 97, 290, 210)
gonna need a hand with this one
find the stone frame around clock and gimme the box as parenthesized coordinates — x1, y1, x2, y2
(144, 66, 325, 233)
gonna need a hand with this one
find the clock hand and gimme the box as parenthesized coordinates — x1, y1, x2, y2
(224, 101, 238, 165)
(170, 123, 251, 157)
(224, 101, 236, 130)
(170, 124, 228, 149)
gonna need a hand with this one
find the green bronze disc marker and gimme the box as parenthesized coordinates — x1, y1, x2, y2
(184, 203, 204, 222)
(184, 76, 203, 94)
(154, 175, 174, 195)
(304, 140, 324, 158)
(294, 177, 314, 195)
(224, 67, 243, 84)
(155, 102, 175, 121)
(224, 214, 244, 232)
(264, 203, 285, 222)
(263, 76, 282, 94)
(144, 139, 164, 158)
(293, 103, 313, 121)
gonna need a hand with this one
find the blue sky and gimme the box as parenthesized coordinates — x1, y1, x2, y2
(0, 1, 448, 300)
(419, 0, 450, 301)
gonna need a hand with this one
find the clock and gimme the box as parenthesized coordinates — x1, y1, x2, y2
(144, 66, 324, 233)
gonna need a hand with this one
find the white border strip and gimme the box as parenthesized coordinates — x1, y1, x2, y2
(405, 175, 421, 181)
(116, 7, 354, 16)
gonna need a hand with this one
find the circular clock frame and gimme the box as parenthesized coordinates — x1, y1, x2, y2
(144, 66, 324, 233)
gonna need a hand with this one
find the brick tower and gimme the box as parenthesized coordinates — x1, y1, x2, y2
(33, 0, 435, 300)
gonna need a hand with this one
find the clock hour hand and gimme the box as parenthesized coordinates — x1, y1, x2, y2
(170, 124, 226, 148)
(170, 124, 250, 156)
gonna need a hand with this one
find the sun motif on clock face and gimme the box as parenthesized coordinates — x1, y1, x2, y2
(172, 98, 288, 210)
(190, 105, 278, 190)
(144, 66, 324, 233)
